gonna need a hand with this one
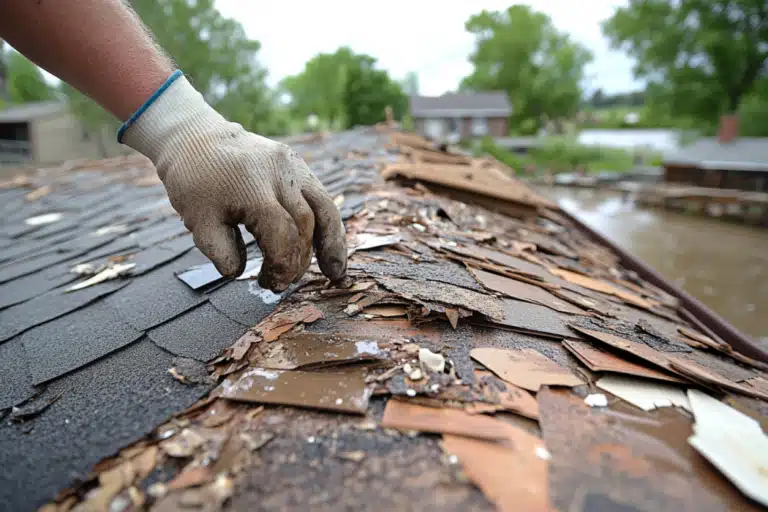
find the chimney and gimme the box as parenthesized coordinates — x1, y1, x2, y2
(717, 114, 739, 143)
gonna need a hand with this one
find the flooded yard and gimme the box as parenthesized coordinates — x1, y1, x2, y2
(540, 187, 768, 341)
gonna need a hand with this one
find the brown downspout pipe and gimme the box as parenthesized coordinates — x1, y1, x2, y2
(558, 208, 768, 362)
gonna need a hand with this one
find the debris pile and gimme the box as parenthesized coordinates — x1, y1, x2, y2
(11, 127, 766, 511)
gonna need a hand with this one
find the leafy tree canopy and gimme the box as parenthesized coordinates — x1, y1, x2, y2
(65, 0, 275, 135)
(5, 49, 54, 104)
(282, 47, 407, 130)
(603, 0, 768, 128)
(461, 5, 593, 130)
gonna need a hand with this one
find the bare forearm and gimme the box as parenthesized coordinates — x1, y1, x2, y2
(0, 0, 174, 120)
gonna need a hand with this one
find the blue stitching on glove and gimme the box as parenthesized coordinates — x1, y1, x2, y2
(117, 70, 183, 142)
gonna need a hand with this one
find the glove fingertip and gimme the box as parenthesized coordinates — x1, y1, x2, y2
(192, 223, 246, 278)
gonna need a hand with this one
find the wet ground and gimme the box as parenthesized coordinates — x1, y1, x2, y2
(539, 187, 768, 342)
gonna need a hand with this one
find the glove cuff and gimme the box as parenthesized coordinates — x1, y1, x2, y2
(118, 72, 228, 163)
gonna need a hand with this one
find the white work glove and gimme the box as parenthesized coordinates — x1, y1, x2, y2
(120, 73, 347, 291)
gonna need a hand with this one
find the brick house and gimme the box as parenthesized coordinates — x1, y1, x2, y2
(663, 116, 768, 192)
(409, 92, 512, 143)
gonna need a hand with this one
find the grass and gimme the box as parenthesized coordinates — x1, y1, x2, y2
(476, 136, 640, 174)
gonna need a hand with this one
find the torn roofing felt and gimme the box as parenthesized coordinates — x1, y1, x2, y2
(1, 127, 767, 512)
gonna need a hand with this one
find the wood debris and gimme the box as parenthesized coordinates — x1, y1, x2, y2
(471, 347, 583, 391)
(35, 127, 768, 512)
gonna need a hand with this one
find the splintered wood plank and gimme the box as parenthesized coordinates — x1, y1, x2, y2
(471, 347, 583, 392)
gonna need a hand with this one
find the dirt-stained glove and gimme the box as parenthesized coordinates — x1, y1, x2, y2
(119, 71, 346, 291)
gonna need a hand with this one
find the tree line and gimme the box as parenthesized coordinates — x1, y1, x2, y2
(1, 0, 766, 138)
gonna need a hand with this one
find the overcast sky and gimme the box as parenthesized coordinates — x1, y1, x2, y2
(217, 0, 642, 96)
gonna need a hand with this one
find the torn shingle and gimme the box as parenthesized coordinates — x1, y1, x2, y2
(147, 303, 247, 361)
(21, 301, 143, 384)
(207, 279, 285, 326)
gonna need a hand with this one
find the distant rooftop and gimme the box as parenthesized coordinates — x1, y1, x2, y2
(664, 137, 768, 172)
(410, 92, 512, 118)
(0, 101, 68, 123)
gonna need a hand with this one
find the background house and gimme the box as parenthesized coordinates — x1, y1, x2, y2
(0, 101, 128, 168)
(409, 92, 512, 142)
(663, 116, 768, 191)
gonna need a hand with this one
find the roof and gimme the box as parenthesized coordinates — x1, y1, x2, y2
(664, 137, 768, 172)
(410, 92, 512, 118)
(0, 101, 69, 123)
(1, 127, 767, 512)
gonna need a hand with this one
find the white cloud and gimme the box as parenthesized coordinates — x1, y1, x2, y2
(216, 0, 641, 96)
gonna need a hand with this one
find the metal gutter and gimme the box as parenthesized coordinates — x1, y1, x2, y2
(557, 208, 768, 362)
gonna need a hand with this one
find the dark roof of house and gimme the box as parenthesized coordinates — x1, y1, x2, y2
(410, 92, 512, 118)
(0, 127, 766, 512)
(0, 101, 68, 123)
(664, 137, 768, 171)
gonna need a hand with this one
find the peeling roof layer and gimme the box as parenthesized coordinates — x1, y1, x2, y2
(0, 127, 766, 512)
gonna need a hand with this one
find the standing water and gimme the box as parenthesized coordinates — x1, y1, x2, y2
(540, 187, 768, 341)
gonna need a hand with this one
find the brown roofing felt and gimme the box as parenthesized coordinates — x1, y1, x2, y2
(0, 127, 767, 512)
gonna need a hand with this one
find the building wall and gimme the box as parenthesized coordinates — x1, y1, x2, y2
(413, 116, 509, 140)
(30, 112, 131, 165)
(664, 165, 768, 192)
(487, 117, 508, 137)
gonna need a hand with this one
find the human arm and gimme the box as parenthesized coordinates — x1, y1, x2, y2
(0, 1, 347, 291)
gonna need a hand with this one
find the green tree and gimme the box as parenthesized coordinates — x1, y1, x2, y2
(343, 55, 407, 128)
(603, 0, 768, 128)
(64, 0, 277, 144)
(282, 47, 407, 129)
(461, 6, 593, 131)
(0, 40, 8, 103)
(6, 50, 54, 104)
(281, 48, 357, 129)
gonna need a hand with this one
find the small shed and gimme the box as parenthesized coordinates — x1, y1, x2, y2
(663, 116, 768, 192)
(409, 92, 512, 142)
(0, 101, 127, 167)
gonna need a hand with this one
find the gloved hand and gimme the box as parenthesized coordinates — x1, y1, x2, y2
(120, 72, 346, 291)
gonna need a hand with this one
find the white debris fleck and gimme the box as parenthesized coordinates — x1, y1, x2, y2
(66, 262, 136, 292)
(92, 224, 129, 236)
(335, 398, 343, 405)
(597, 375, 690, 412)
(71, 263, 99, 275)
(419, 348, 445, 373)
(584, 393, 608, 407)
(147, 483, 167, 499)
(403, 363, 414, 374)
(409, 368, 424, 381)
(429, 383, 441, 393)
(410, 223, 426, 232)
(448, 454, 459, 465)
(355, 340, 380, 356)
(405, 389, 417, 397)
(307, 436, 317, 443)
(535, 446, 552, 461)
(25, 212, 62, 226)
